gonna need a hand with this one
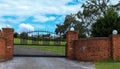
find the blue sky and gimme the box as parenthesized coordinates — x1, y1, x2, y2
(0, 0, 119, 33)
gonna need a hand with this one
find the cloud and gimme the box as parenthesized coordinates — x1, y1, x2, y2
(0, 23, 12, 30)
(110, 0, 120, 5)
(0, 0, 82, 21)
(1, 0, 119, 32)
(0, 0, 83, 31)
(0, 17, 11, 29)
(33, 15, 56, 22)
(18, 23, 34, 33)
(0, 24, 6, 29)
(0, 0, 118, 23)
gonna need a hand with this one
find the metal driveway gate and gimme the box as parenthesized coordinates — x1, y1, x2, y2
(14, 31, 66, 57)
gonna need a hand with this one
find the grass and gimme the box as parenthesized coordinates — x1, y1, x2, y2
(14, 38, 20, 44)
(14, 38, 66, 55)
(20, 45, 66, 55)
(95, 59, 120, 69)
(95, 62, 120, 69)
(14, 38, 66, 45)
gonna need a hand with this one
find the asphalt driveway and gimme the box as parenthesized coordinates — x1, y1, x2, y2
(0, 57, 95, 69)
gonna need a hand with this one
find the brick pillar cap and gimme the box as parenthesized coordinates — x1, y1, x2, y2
(2, 28, 14, 30)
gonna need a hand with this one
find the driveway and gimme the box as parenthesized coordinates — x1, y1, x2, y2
(14, 46, 64, 56)
(0, 57, 95, 69)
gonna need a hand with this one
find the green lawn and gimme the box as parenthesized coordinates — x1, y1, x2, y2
(14, 38, 66, 45)
(14, 38, 66, 55)
(96, 62, 120, 69)
(95, 60, 120, 69)
(19, 45, 66, 55)
(14, 38, 20, 44)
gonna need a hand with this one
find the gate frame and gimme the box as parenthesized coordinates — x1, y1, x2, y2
(14, 30, 67, 57)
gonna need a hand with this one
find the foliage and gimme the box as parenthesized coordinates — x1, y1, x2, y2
(91, 6, 120, 37)
(55, 0, 112, 38)
(20, 32, 28, 39)
(55, 14, 87, 38)
(14, 32, 19, 38)
(77, 0, 110, 32)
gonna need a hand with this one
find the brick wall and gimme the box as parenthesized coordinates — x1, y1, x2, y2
(2, 28, 14, 59)
(66, 31, 78, 59)
(74, 37, 110, 61)
(111, 35, 120, 60)
(0, 30, 1, 36)
(0, 28, 14, 61)
(66, 31, 120, 62)
(0, 37, 6, 61)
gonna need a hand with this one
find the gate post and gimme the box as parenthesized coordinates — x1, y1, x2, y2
(0, 37, 6, 61)
(111, 34, 120, 60)
(66, 31, 78, 59)
(2, 28, 14, 59)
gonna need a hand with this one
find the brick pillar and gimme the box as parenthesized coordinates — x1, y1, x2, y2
(2, 28, 14, 59)
(0, 37, 6, 61)
(0, 30, 1, 36)
(111, 34, 120, 60)
(66, 31, 78, 59)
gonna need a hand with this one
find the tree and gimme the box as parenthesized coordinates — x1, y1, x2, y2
(91, 6, 120, 37)
(55, 14, 87, 38)
(55, 0, 120, 38)
(77, 0, 120, 36)
(14, 32, 19, 38)
(20, 32, 28, 39)
(80, 0, 109, 20)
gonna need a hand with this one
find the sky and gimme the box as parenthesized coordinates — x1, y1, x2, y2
(0, 0, 119, 33)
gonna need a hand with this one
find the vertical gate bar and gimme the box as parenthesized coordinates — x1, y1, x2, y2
(14, 30, 66, 57)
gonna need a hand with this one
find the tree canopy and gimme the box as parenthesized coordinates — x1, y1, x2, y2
(20, 32, 28, 39)
(55, 0, 120, 38)
(14, 32, 19, 38)
(91, 6, 120, 37)
(55, 14, 87, 38)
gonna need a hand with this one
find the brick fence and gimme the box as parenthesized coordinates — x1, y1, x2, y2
(0, 28, 14, 61)
(0, 28, 120, 62)
(66, 31, 120, 61)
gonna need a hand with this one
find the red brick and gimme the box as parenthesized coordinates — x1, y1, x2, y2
(2, 28, 14, 59)
(66, 31, 78, 59)
(0, 28, 14, 61)
(0, 37, 6, 61)
(74, 37, 110, 61)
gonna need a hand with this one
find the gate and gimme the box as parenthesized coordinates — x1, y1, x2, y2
(14, 31, 66, 57)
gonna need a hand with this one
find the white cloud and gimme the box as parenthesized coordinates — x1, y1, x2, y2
(0, 23, 12, 30)
(0, 17, 6, 23)
(0, 0, 82, 23)
(0, 16, 26, 24)
(0, 17, 11, 29)
(34, 15, 56, 22)
(0, 24, 6, 29)
(31, 24, 46, 29)
(18, 23, 34, 33)
(110, 0, 120, 5)
(0, 0, 119, 24)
